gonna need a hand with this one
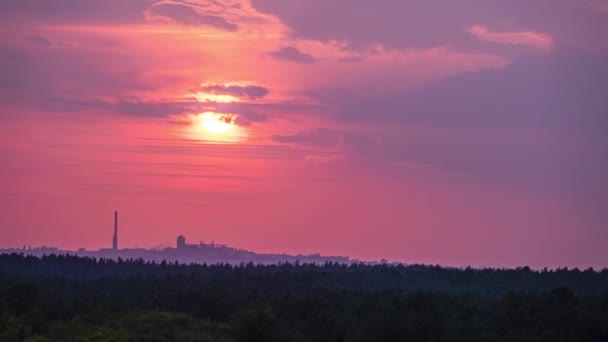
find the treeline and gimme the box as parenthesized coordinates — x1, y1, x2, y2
(2, 253, 607, 295)
(1, 253, 607, 341)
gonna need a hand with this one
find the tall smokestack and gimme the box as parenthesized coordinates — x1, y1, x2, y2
(112, 210, 118, 250)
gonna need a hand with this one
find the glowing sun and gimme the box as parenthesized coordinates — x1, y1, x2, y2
(185, 112, 246, 143)
(200, 112, 232, 134)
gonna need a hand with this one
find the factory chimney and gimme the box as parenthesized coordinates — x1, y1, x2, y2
(112, 211, 118, 250)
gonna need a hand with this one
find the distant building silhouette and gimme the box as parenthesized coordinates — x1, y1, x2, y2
(177, 235, 186, 249)
(112, 211, 118, 250)
(1, 211, 354, 265)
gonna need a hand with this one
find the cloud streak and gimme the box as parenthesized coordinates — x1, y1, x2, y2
(272, 129, 342, 147)
(466, 25, 553, 49)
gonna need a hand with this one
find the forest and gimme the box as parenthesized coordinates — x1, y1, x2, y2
(1, 253, 607, 341)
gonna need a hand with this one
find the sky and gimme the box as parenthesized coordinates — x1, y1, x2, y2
(0, 0, 607, 268)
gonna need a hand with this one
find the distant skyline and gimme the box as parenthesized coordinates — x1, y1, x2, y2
(1, 225, 355, 266)
(1, 0, 607, 269)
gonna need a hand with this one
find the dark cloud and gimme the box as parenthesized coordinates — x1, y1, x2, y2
(201, 101, 270, 126)
(148, 2, 238, 31)
(28, 97, 274, 126)
(252, 0, 608, 51)
(267, 47, 607, 210)
(278, 49, 608, 212)
(0, 0, 239, 31)
(331, 49, 608, 133)
(113, 100, 192, 116)
(30, 98, 194, 117)
(268, 46, 317, 64)
(0, 42, 275, 124)
(233, 111, 269, 126)
(200, 84, 269, 99)
(0, 42, 155, 108)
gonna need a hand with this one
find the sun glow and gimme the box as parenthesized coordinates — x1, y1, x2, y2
(200, 112, 232, 134)
(184, 112, 247, 143)
(194, 93, 240, 103)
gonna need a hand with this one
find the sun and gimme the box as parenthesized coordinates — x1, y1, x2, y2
(200, 112, 232, 134)
(183, 112, 247, 143)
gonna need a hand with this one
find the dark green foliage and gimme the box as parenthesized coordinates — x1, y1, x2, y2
(1, 254, 607, 341)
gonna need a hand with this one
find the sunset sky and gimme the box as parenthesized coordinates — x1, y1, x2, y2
(1, 0, 607, 268)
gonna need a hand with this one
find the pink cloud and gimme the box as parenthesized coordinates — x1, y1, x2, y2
(466, 25, 553, 49)
(146, 1, 238, 30)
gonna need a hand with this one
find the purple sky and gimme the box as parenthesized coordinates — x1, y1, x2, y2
(0, 0, 607, 268)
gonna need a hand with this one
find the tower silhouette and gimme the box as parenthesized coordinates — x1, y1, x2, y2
(177, 235, 186, 249)
(112, 211, 118, 250)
